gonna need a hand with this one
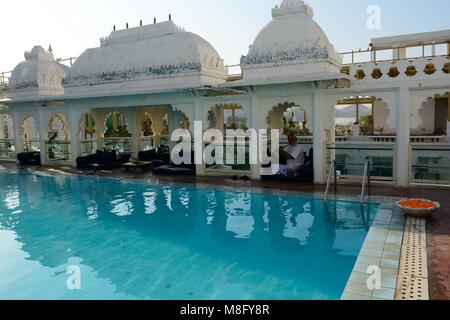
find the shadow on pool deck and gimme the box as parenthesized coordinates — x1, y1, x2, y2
(1, 161, 449, 300)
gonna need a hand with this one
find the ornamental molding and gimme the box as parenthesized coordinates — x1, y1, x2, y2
(272, 0, 314, 18)
(241, 42, 339, 67)
(64, 59, 227, 87)
(64, 62, 201, 87)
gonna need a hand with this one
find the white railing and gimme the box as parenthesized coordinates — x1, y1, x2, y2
(80, 139, 98, 156)
(102, 137, 133, 154)
(335, 136, 446, 144)
(326, 141, 395, 183)
(0, 139, 15, 159)
(0, 71, 11, 87)
(410, 143, 450, 186)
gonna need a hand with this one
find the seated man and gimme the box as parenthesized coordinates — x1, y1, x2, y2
(278, 132, 305, 177)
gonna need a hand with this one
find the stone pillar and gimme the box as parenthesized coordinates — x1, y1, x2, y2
(396, 86, 411, 187)
(250, 95, 261, 180)
(313, 92, 326, 184)
(11, 111, 22, 157)
(393, 46, 406, 60)
(123, 109, 137, 155)
(69, 108, 89, 168)
(193, 98, 206, 176)
(447, 95, 450, 138)
(37, 109, 47, 165)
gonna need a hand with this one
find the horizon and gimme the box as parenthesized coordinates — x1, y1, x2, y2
(1, 0, 450, 72)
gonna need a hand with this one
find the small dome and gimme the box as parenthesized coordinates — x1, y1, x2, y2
(65, 21, 228, 86)
(241, 0, 341, 79)
(10, 46, 69, 91)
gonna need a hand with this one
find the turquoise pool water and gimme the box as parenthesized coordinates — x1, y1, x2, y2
(0, 171, 379, 300)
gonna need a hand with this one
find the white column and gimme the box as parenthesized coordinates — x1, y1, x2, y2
(447, 95, 450, 139)
(193, 98, 206, 176)
(250, 95, 261, 180)
(131, 108, 140, 154)
(11, 111, 23, 157)
(313, 92, 326, 184)
(123, 109, 137, 156)
(37, 109, 47, 165)
(393, 46, 406, 60)
(69, 108, 88, 168)
(396, 86, 411, 187)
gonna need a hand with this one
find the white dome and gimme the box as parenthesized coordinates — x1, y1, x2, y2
(65, 21, 227, 86)
(10, 46, 69, 91)
(241, 0, 341, 79)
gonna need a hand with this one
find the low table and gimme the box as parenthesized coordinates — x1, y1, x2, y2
(123, 161, 153, 172)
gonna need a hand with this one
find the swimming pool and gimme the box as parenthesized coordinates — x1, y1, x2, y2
(0, 171, 379, 300)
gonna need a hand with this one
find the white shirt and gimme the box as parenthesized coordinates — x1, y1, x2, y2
(284, 144, 305, 171)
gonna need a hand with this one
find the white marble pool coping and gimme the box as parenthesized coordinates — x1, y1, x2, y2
(341, 200, 429, 300)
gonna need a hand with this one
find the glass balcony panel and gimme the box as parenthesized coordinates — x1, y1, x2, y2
(0, 139, 15, 159)
(80, 140, 98, 156)
(45, 141, 71, 161)
(411, 144, 450, 185)
(326, 142, 395, 182)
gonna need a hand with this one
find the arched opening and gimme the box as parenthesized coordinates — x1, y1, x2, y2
(206, 104, 250, 173)
(47, 113, 71, 162)
(22, 115, 40, 152)
(208, 104, 248, 132)
(139, 112, 155, 151)
(0, 113, 15, 159)
(102, 112, 132, 153)
(411, 92, 450, 184)
(79, 112, 97, 156)
(267, 102, 311, 136)
(266, 102, 313, 164)
(415, 92, 449, 137)
(329, 96, 395, 183)
(136, 107, 189, 152)
(334, 96, 392, 140)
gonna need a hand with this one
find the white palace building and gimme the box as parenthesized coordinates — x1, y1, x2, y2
(1, 0, 450, 187)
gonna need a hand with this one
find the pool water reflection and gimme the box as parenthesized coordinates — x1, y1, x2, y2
(0, 171, 378, 300)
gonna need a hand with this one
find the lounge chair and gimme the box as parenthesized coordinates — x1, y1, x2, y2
(76, 150, 131, 170)
(152, 151, 196, 176)
(17, 152, 42, 166)
(138, 146, 170, 168)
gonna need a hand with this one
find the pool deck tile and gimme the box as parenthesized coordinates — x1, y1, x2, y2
(341, 199, 405, 300)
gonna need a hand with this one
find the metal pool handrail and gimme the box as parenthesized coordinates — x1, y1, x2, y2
(360, 157, 371, 205)
(324, 160, 337, 202)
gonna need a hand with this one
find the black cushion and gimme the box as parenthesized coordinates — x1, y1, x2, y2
(138, 148, 170, 165)
(152, 165, 196, 176)
(17, 152, 41, 166)
(96, 150, 117, 164)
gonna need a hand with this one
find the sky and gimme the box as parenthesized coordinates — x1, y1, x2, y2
(1, 0, 450, 72)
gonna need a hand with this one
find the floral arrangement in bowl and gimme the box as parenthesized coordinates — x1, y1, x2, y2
(396, 199, 440, 218)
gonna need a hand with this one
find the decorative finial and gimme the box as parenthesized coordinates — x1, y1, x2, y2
(113, 25, 116, 31)
(48, 44, 53, 53)
(154, 17, 156, 24)
(169, 14, 172, 21)
(140, 19, 142, 26)
(126, 22, 129, 29)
